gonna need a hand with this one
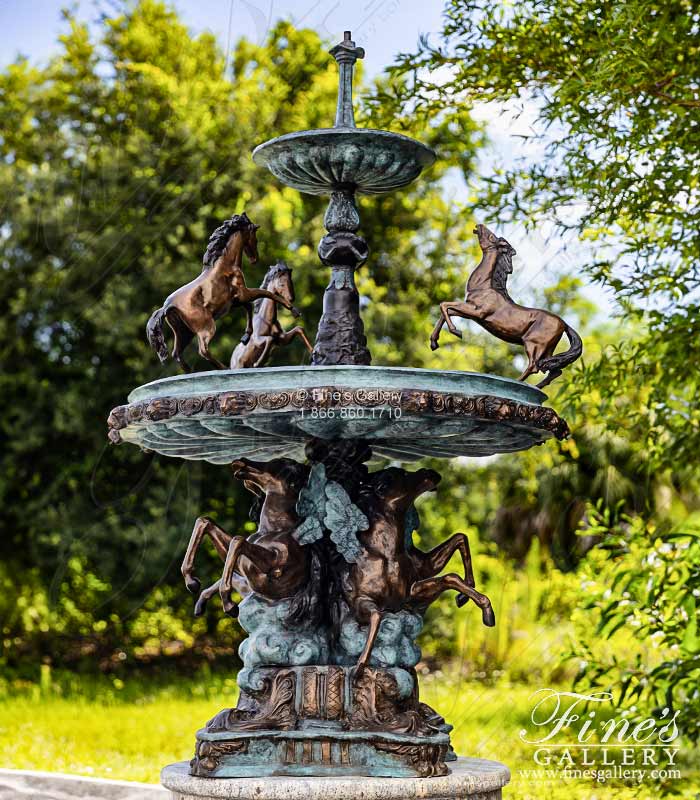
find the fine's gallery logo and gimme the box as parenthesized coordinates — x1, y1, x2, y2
(518, 689, 682, 785)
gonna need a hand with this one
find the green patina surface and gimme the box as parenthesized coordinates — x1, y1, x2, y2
(128, 365, 546, 405)
(251, 128, 436, 196)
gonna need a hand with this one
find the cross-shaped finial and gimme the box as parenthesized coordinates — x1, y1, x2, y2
(330, 31, 365, 64)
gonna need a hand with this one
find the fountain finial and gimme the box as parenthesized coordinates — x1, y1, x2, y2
(329, 30, 365, 128)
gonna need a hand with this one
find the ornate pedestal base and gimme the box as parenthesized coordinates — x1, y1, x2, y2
(192, 729, 449, 779)
(190, 665, 453, 779)
(163, 757, 510, 799)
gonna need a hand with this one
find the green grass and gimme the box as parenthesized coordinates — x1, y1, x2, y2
(0, 670, 696, 798)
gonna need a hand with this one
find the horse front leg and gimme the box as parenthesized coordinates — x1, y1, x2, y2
(252, 336, 274, 368)
(430, 314, 446, 351)
(181, 517, 232, 596)
(441, 301, 474, 338)
(278, 326, 313, 354)
(244, 288, 301, 318)
(415, 532, 476, 606)
(354, 598, 383, 680)
(410, 573, 495, 627)
(194, 579, 221, 617)
(241, 303, 253, 345)
(220, 536, 277, 618)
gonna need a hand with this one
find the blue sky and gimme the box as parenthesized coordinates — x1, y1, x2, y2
(0, 0, 446, 80)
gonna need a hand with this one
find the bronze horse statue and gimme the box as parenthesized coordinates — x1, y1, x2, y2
(230, 261, 313, 369)
(147, 213, 300, 372)
(219, 458, 315, 619)
(180, 515, 249, 618)
(345, 466, 495, 676)
(430, 224, 582, 389)
(181, 458, 316, 619)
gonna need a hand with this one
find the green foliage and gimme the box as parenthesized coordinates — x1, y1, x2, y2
(567, 506, 700, 744)
(386, 0, 700, 469)
(384, 0, 700, 762)
(0, 1, 483, 667)
(418, 528, 581, 685)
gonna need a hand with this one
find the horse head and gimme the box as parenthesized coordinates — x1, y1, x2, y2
(474, 223, 516, 267)
(260, 261, 294, 308)
(239, 212, 260, 264)
(202, 212, 259, 268)
(231, 458, 308, 504)
(367, 466, 441, 515)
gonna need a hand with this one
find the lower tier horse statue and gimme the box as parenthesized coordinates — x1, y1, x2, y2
(179, 440, 494, 779)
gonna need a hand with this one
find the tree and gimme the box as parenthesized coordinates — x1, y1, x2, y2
(385, 0, 700, 743)
(0, 1, 483, 668)
(387, 0, 699, 469)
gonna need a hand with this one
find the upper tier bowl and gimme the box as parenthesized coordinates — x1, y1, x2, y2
(252, 129, 436, 196)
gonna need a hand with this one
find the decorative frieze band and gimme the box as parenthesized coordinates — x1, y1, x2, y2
(107, 385, 569, 444)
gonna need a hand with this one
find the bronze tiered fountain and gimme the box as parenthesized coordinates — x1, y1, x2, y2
(108, 30, 575, 794)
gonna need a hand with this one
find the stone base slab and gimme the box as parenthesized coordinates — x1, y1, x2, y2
(162, 757, 510, 799)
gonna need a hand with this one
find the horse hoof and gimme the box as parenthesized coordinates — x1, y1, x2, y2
(456, 593, 469, 608)
(241, 333, 251, 345)
(430, 340, 439, 351)
(185, 577, 201, 596)
(223, 601, 239, 619)
(193, 596, 208, 617)
(292, 306, 301, 318)
(451, 329, 462, 339)
(482, 606, 496, 627)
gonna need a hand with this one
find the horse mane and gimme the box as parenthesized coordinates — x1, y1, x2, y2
(491, 241, 516, 301)
(202, 212, 254, 268)
(253, 260, 292, 312)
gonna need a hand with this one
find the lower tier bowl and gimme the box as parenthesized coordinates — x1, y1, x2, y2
(108, 366, 568, 463)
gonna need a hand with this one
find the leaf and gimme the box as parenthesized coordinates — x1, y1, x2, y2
(296, 463, 327, 519)
(681, 596, 700, 654)
(293, 463, 327, 545)
(323, 481, 368, 564)
(293, 514, 324, 546)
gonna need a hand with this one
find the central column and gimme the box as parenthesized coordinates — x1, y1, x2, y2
(311, 32, 372, 366)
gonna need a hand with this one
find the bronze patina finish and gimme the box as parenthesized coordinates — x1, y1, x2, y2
(193, 664, 451, 777)
(107, 384, 571, 450)
(146, 214, 300, 372)
(229, 261, 312, 369)
(219, 458, 317, 618)
(181, 458, 316, 619)
(347, 465, 495, 676)
(180, 440, 492, 779)
(430, 224, 583, 388)
(105, 30, 575, 784)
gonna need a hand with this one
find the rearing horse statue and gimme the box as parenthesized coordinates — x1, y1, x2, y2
(181, 458, 318, 622)
(344, 466, 495, 677)
(230, 261, 313, 369)
(430, 224, 582, 389)
(146, 213, 300, 372)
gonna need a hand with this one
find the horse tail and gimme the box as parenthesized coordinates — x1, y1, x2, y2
(286, 545, 324, 628)
(538, 322, 582, 373)
(146, 306, 169, 363)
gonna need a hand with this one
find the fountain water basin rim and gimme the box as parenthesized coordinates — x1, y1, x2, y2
(252, 128, 436, 195)
(128, 366, 545, 405)
(108, 367, 567, 463)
